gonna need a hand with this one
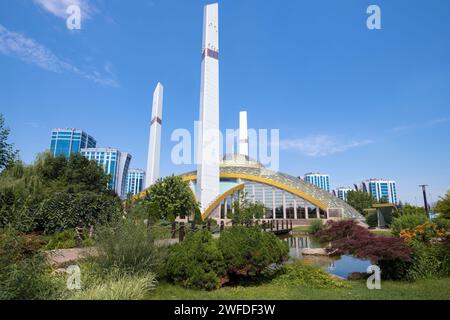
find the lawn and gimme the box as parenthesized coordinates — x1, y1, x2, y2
(146, 278, 450, 300)
(292, 226, 311, 234)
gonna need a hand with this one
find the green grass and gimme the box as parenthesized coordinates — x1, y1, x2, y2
(146, 278, 450, 300)
(292, 226, 311, 234)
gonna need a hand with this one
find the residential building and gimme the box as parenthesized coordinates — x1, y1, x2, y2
(304, 173, 331, 192)
(362, 179, 398, 204)
(335, 187, 353, 201)
(126, 169, 145, 196)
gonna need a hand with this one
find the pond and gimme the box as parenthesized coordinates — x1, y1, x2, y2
(283, 235, 372, 279)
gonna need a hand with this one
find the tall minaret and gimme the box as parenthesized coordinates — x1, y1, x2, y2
(239, 111, 249, 157)
(196, 3, 220, 211)
(145, 82, 164, 188)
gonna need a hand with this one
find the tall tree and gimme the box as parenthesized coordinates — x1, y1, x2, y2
(435, 190, 450, 220)
(0, 114, 17, 170)
(346, 190, 374, 215)
(143, 175, 199, 222)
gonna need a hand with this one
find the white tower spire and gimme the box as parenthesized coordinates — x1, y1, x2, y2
(196, 3, 220, 211)
(145, 82, 164, 188)
(239, 111, 249, 157)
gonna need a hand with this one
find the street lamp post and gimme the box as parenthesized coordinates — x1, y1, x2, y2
(419, 185, 429, 217)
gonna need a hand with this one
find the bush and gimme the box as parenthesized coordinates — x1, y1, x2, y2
(273, 261, 349, 289)
(406, 242, 450, 280)
(165, 230, 225, 290)
(399, 221, 447, 244)
(44, 229, 77, 250)
(382, 240, 450, 281)
(37, 192, 122, 234)
(70, 269, 157, 300)
(315, 220, 412, 265)
(36, 192, 75, 234)
(433, 217, 450, 231)
(94, 219, 164, 275)
(0, 228, 62, 300)
(219, 226, 289, 278)
(309, 219, 323, 234)
(391, 213, 429, 236)
(366, 212, 378, 228)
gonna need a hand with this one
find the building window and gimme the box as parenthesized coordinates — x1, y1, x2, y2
(297, 206, 306, 219)
(286, 206, 295, 219)
(308, 206, 317, 219)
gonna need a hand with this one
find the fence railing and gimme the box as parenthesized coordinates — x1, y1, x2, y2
(170, 219, 293, 242)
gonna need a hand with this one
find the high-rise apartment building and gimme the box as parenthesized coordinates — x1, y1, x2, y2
(126, 169, 145, 196)
(362, 179, 398, 204)
(304, 173, 330, 192)
(335, 187, 353, 201)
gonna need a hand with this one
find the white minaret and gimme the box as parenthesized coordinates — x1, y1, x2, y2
(239, 111, 249, 157)
(196, 3, 220, 211)
(145, 82, 164, 188)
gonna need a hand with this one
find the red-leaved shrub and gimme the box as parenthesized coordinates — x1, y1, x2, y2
(315, 220, 412, 263)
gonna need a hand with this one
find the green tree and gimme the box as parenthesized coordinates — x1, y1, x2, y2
(229, 192, 265, 226)
(396, 203, 427, 217)
(0, 114, 17, 170)
(143, 175, 199, 222)
(346, 190, 374, 215)
(435, 191, 450, 220)
(0, 152, 120, 233)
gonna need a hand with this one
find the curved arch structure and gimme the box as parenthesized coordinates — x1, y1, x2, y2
(181, 159, 362, 220)
(201, 183, 245, 220)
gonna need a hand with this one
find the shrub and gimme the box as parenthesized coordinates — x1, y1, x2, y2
(399, 221, 447, 244)
(69, 192, 122, 228)
(366, 212, 378, 228)
(218, 226, 289, 278)
(433, 217, 450, 231)
(70, 269, 157, 300)
(0, 228, 62, 300)
(94, 219, 164, 275)
(165, 230, 225, 290)
(315, 219, 368, 243)
(391, 213, 429, 236)
(406, 241, 450, 280)
(273, 261, 349, 289)
(309, 219, 323, 234)
(36, 192, 75, 234)
(316, 220, 412, 265)
(37, 192, 122, 234)
(44, 229, 77, 250)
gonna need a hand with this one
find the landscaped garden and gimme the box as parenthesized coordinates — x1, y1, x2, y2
(0, 113, 449, 300)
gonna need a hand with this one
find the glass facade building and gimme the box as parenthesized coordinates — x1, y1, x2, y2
(363, 179, 398, 204)
(50, 129, 96, 157)
(126, 169, 146, 196)
(180, 154, 362, 222)
(335, 187, 353, 202)
(304, 173, 330, 192)
(81, 148, 131, 199)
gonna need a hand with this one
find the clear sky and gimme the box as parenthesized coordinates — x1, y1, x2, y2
(1, 0, 449, 205)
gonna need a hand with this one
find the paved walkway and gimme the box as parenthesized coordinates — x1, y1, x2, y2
(45, 248, 97, 267)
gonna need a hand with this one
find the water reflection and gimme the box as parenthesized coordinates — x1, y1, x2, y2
(283, 235, 372, 279)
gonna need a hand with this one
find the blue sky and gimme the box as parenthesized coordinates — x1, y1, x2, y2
(1, 0, 449, 205)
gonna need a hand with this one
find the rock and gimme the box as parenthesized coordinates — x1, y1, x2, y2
(301, 248, 328, 256)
